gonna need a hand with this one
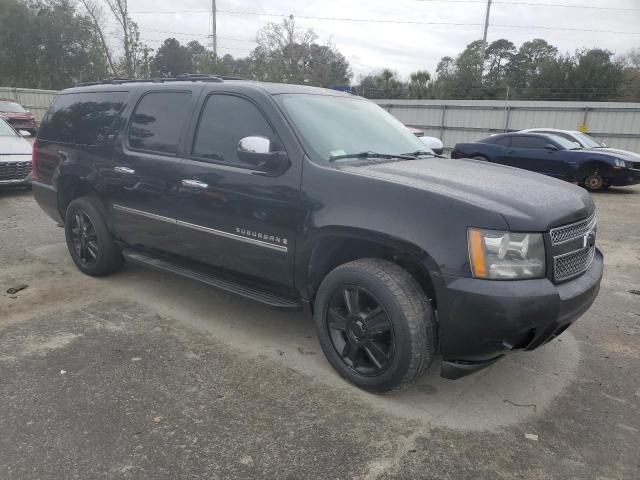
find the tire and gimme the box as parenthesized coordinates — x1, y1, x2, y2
(64, 195, 123, 276)
(472, 155, 489, 162)
(314, 258, 435, 393)
(582, 171, 604, 192)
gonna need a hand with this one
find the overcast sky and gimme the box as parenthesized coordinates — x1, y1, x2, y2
(128, 0, 640, 80)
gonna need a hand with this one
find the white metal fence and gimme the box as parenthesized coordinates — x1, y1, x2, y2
(0, 87, 58, 121)
(374, 99, 640, 153)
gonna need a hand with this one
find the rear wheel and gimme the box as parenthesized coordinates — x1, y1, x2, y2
(314, 258, 435, 393)
(65, 196, 123, 276)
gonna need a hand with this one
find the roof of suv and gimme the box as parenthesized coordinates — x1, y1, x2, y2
(62, 78, 353, 97)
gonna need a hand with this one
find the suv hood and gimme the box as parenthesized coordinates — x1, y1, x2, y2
(342, 157, 594, 231)
(0, 135, 32, 155)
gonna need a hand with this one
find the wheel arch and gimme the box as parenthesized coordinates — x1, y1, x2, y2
(575, 159, 615, 182)
(302, 227, 441, 310)
(56, 168, 107, 221)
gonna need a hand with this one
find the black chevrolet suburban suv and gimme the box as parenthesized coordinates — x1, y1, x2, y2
(32, 76, 603, 392)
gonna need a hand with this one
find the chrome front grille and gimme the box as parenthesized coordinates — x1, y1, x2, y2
(553, 246, 596, 282)
(0, 161, 32, 181)
(551, 213, 597, 282)
(550, 213, 596, 245)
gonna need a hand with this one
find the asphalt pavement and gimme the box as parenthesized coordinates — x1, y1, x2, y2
(1, 185, 639, 479)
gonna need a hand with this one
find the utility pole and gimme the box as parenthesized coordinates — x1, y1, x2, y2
(211, 0, 217, 56)
(480, 0, 492, 61)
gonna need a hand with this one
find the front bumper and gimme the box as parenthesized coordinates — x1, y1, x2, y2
(609, 167, 640, 187)
(438, 249, 603, 379)
(0, 159, 32, 186)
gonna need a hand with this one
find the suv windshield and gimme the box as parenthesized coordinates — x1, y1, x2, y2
(276, 94, 428, 161)
(0, 101, 26, 113)
(0, 119, 17, 136)
(573, 132, 605, 148)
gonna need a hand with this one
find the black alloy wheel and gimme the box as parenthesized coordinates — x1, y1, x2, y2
(314, 258, 435, 392)
(327, 285, 395, 376)
(69, 210, 99, 266)
(64, 195, 123, 276)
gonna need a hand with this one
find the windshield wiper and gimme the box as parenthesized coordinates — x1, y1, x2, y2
(329, 151, 416, 162)
(403, 150, 436, 158)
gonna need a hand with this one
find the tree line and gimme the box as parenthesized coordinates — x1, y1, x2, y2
(360, 39, 640, 102)
(1, 0, 638, 102)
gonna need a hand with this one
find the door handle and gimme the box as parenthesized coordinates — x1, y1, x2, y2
(114, 166, 135, 175)
(181, 179, 208, 189)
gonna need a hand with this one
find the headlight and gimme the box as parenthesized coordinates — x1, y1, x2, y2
(468, 228, 546, 279)
(613, 158, 627, 168)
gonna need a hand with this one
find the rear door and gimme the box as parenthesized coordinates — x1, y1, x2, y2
(172, 92, 303, 292)
(108, 89, 197, 254)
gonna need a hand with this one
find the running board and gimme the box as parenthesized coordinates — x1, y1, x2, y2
(122, 249, 301, 310)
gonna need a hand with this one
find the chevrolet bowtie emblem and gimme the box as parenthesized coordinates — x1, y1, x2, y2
(583, 230, 596, 249)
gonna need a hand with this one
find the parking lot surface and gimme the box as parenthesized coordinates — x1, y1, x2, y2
(1, 186, 639, 479)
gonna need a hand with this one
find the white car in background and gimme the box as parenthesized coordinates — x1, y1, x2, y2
(521, 128, 640, 161)
(406, 126, 444, 155)
(0, 118, 33, 188)
(519, 128, 607, 148)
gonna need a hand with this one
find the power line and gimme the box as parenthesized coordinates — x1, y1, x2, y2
(132, 9, 640, 34)
(493, 1, 640, 11)
(414, 0, 640, 11)
(132, 1, 640, 12)
(140, 28, 256, 43)
(134, 1, 640, 14)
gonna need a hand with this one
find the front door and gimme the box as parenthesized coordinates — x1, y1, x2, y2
(173, 93, 303, 292)
(504, 135, 560, 177)
(108, 90, 196, 255)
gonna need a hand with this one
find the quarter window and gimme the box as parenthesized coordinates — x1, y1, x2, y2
(128, 91, 192, 155)
(192, 94, 276, 166)
(38, 91, 127, 145)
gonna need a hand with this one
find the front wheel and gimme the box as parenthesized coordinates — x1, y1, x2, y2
(582, 171, 605, 192)
(314, 258, 435, 393)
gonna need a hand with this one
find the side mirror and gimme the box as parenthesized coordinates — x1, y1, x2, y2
(18, 130, 32, 137)
(544, 144, 558, 151)
(237, 136, 288, 172)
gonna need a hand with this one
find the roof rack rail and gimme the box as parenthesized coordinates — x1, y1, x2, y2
(75, 74, 231, 87)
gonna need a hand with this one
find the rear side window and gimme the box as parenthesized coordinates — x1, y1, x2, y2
(39, 92, 127, 145)
(510, 136, 548, 149)
(128, 91, 192, 155)
(192, 94, 276, 167)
